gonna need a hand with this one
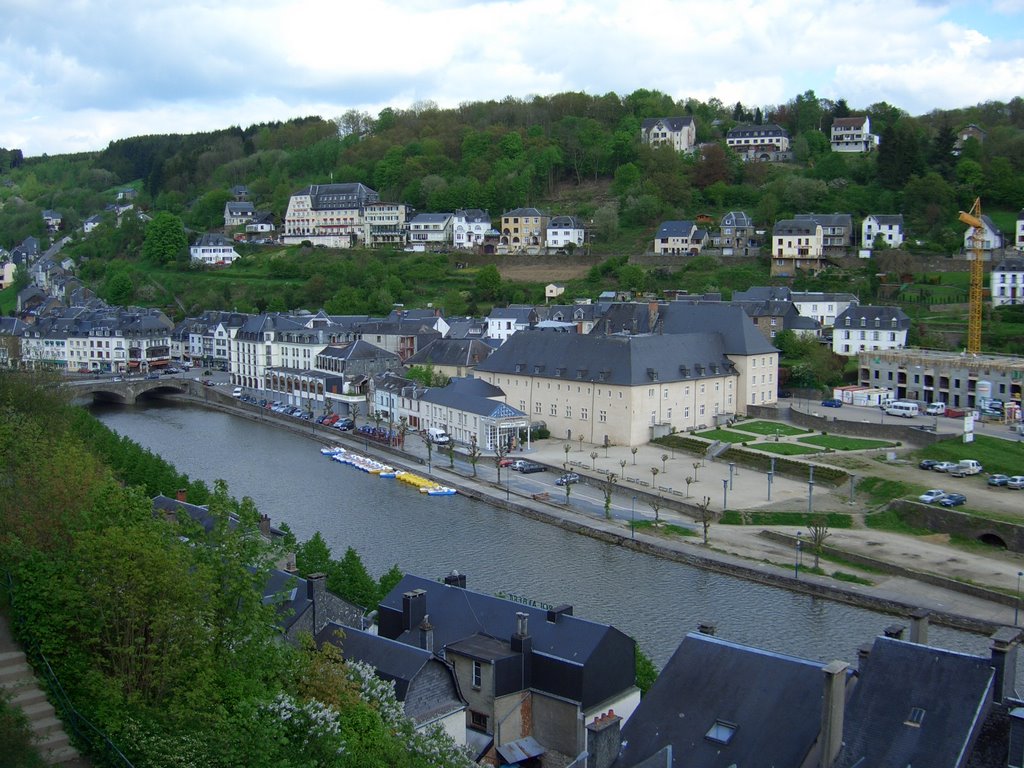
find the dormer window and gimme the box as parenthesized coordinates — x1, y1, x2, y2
(860, 317, 866, 327)
(845, 317, 851, 327)
(891, 318, 898, 328)
(874, 317, 880, 328)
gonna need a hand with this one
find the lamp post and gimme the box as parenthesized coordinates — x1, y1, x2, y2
(631, 496, 636, 540)
(767, 470, 773, 501)
(1016, 571, 1023, 626)
(808, 480, 815, 516)
(728, 462, 735, 491)
(795, 537, 803, 578)
(722, 478, 728, 511)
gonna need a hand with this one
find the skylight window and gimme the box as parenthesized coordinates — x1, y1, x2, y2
(905, 707, 926, 727)
(705, 720, 737, 745)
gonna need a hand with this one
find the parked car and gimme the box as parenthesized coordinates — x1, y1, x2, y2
(777, 390, 793, 399)
(146, 373, 160, 380)
(499, 458, 517, 467)
(518, 462, 546, 474)
(917, 489, 946, 504)
(931, 461, 959, 473)
(555, 472, 581, 486)
(232, 387, 243, 397)
(334, 418, 354, 431)
(511, 460, 529, 471)
(1007, 476, 1024, 490)
(988, 475, 1010, 487)
(918, 459, 940, 470)
(821, 399, 843, 408)
(939, 493, 967, 507)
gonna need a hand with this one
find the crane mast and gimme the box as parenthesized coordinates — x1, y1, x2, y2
(957, 197, 985, 354)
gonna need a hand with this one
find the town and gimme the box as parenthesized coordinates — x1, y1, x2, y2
(3, 96, 1024, 767)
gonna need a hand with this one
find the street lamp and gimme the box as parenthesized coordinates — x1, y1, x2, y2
(808, 480, 815, 516)
(631, 496, 636, 540)
(722, 478, 728, 510)
(729, 462, 735, 491)
(1016, 571, 1023, 626)
(767, 470, 773, 501)
(795, 536, 803, 578)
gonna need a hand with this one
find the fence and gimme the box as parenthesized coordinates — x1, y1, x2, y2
(3, 571, 135, 768)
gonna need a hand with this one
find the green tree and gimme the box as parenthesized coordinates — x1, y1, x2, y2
(474, 264, 502, 301)
(142, 212, 187, 265)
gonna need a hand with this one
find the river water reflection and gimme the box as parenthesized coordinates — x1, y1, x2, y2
(95, 400, 998, 669)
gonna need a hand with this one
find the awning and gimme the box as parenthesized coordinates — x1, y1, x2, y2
(496, 736, 545, 764)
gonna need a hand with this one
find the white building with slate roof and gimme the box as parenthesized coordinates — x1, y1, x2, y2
(639, 117, 697, 153)
(992, 257, 1024, 307)
(832, 305, 910, 356)
(283, 182, 380, 248)
(861, 214, 904, 251)
(452, 209, 491, 250)
(408, 212, 453, 247)
(475, 305, 778, 446)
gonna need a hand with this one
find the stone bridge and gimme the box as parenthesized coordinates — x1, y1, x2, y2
(68, 377, 189, 405)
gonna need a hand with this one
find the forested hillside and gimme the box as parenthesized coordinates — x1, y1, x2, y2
(3, 89, 1024, 256)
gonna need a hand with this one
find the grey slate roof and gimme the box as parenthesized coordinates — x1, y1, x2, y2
(995, 258, 1024, 272)
(405, 338, 493, 368)
(294, 182, 379, 210)
(655, 220, 696, 239)
(727, 123, 788, 138)
(193, 232, 235, 248)
(420, 377, 523, 419)
(476, 328, 739, 386)
(773, 218, 819, 236)
(503, 207, 546, 217)
(796, 212, 853, 230)
(455, 208, 490, 223)
(377, 573, 636, 710)
(548, 215, 583, 229)
(868, 213, 904, 227)
(721, 210, 753, 228)
(836, 305, 910, 330)
(410, 212, 452, 224)
(318, 338, 399, 362)
(613, 632, 833, 768)
(836, 636, 995, 768)
(640, 117, 695, 132)
(732, 286, 793, 302)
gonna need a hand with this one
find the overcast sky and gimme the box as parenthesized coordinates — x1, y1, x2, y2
(2, 0, 1023, 157)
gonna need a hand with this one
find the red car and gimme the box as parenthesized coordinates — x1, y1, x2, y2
(499, 458, 516, 467)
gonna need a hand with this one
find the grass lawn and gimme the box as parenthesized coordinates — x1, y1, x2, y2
(0, 284, 16, 315)
(632, 520, 696, 537)
(720, 511, 853, 527)
(798, 435, 895, 451)
(731, 421, 810, 437)
(913, 434, 1024, 477)
(694, 428, 758, 443)
(752, 443, 822, 456)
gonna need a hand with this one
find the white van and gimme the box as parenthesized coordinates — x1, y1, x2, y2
(885, 402, 919, 418)
(925, 402, 946, 416)
(426, 427, 451, 445)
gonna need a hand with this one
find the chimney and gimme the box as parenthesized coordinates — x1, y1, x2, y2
(647, 301, 659, 332)
(284, 551, 298, 574)
(176, 488, 187, 502)
(857, 642, 872, 675)
(546, 604, 573, 623)
(419, 614, 434, 653)
(1008, 707, 1024, 768)
(306, 572, 327, 633)
(511, 612, 532, 689)
(443, 570, 467, 588)
(883, 623, 905, 640)
(402, 589, 427, 632)
(258, 513, 271, 538)
(990, 627, 1022, 704)
(697, 622, 717, 636)
(909, 608, 930, 645)
(586, 710, 622, 768)
(820, 660, 849, 768)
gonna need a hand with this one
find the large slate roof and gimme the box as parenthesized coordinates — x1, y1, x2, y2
(405, 338, 493, 368)
(836, 636, 995, 768)
(316, 622, 433, 701)
(641, 117, 695, 132)
(420, 377, 523, 418)
(613, 632, 832, 768)
(835, 305, 910, 330)
(655, 220, 695, 239)
(476, 329, 738, 386)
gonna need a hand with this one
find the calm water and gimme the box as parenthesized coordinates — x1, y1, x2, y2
(95, 400, 998, 669)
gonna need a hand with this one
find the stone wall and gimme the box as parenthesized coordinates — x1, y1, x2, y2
(891, 499, 1024, 554)
(787, 405, 945, 445)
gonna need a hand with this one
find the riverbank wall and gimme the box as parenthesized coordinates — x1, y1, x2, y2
(167, 386, 1002, 634)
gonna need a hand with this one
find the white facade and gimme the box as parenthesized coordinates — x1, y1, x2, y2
(963, 216, 1003, 252)
(789, 293, 858, 328)
(190, 234, 241, 265)
(992, 259, 1024, 308)
(283, 183, 379, 248)
(639, 117, 697, 153)
(452, 210, 491, 250)
(833, 310, 909, 356)
(771, 220, 824, 276)
(830, 116, 878, 153)
(408, 213, 453, 246)
(1015, 210, 1024, 252)
(546, 217, 586, 249)
(861, 215, 904, 250)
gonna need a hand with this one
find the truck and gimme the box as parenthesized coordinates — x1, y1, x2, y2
(949, 459, 983, 477)
(925, 402, 946, 416)
(885, 402, 919, 418)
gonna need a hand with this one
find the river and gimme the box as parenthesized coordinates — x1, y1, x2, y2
(94, 400, 999, 670)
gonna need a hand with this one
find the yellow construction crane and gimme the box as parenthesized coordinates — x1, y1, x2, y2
(958, 197, 985, 354)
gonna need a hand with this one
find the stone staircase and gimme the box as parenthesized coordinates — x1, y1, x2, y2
(0, 616, 87, 766)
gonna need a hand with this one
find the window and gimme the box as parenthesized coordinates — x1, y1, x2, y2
(599, 410, 607, 423)
(581, 408, 588, 420)
(565, 405, 572, 418)
(471, 711, 488, 730)
(472, 661, 482, 688)
(535, 402, 542, 414)
(706, 720, 737, 745)
(550, 404, 557, 416)
(904, 707, 926, 727)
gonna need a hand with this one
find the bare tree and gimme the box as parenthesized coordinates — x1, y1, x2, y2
(468, 436, 482, 477)
(445, 440, 456, 469)
(692, 461, 701, 482)
(661, 453, 669, 473)
(564, 479, 572, 505)
(647, 495, 662, 526)
(601, 473, 618, 519)
(397, 416, 409, 449)
(563, 443, 571, 470)
(650, 466, 660, 489)
(685, 476, 693, 498)
(697, 495, 714, 545)
(807, 515, 831, 569)
(590, 451, 599, 469)
(631, 447, 638, 465)
(495, 440, 511, 484)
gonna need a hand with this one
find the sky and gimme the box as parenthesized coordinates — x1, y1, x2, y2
(2, 0, 1023, 158)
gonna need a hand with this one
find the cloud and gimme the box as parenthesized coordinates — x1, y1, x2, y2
(0, 0, 1022, 155)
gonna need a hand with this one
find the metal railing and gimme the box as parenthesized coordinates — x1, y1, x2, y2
(3, 571, 135, 768)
